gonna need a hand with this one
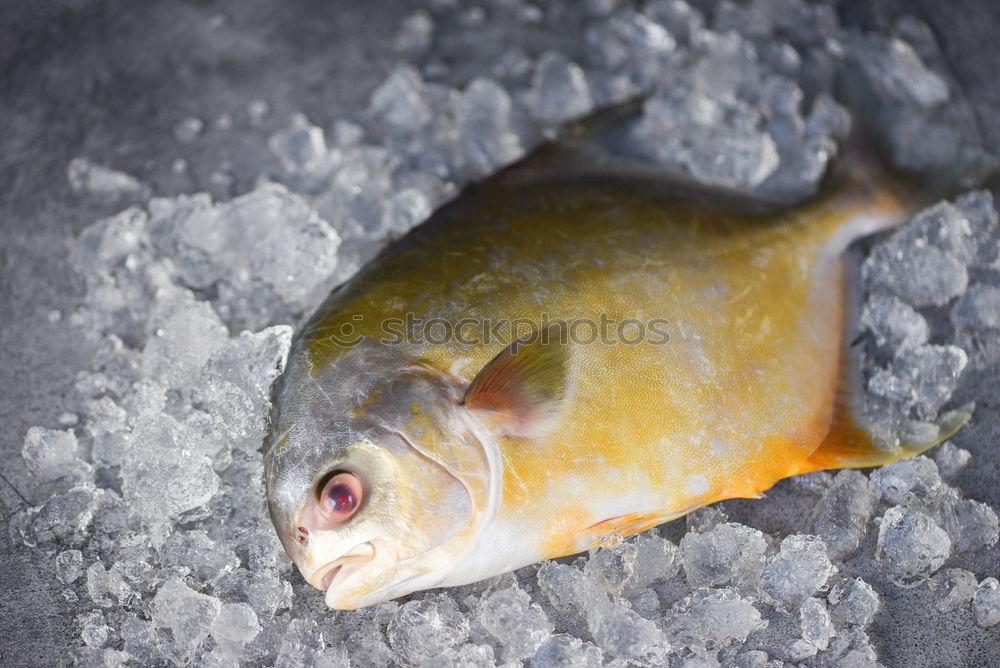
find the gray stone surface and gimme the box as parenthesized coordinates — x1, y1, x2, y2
(2, 1, 999, 666)
(0, 2, 399, 664)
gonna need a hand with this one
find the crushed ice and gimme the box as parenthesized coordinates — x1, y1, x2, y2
(14, 0, 1000, 665)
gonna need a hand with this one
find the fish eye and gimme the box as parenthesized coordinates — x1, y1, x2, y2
(318, 471, 363, 522)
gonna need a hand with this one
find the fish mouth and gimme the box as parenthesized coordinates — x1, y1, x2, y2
(310, 542, 376, 594)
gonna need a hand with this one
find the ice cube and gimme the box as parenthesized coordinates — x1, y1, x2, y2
(369, 65, 433, 133)
(868, 345, 968, 421)
(110, 560, 155, 595)
(608, 7, 676, 56)
(665, 588, 767, 651)
(783, 638, 817, 661)
(56, 549, 85, 585)
(806, 93, 851, 139)
(530, 51, 594, 124)
(537, 561, 608, 629)
(875, 505, 951, 587)
(174, 117, 204, 144)
(382, 188, 432, 237)
(928, 568, 978, 613)
(759, 535, 836, 611)
(120, 616, 158, 664)
(933, 441, 971, 479)
(124, 378, 168, 417)
(151, 184, 341, 319)
(31, 484, 99, 544)
(908, 200, 980, 264)
(626, 533, 680, 593)
(58, 411, 80, 427)
(242, 569, 293, 619)
(86, 561, 137, 608)
(827, 578, 880, 629)
(151, 578, 222, 661)
(726, 649, 770, 668)
(954, 190, 1000, 267)
(455, 77, 524, 178)
(630, 89, 780, 190)
(944, 498, 999, 554)
(864, 240, 969, 309)
(675, 655, 726, 668)
(809, 469, 878, 560)
(67, 157, 150, 199)
(202, 326, 292, 407)
(681, 522, 768, 592)
(530, 634, 603, 668)
(644, 0, 704, 42)
(268, 113, 333, 178)
(894, 345, 968, 419)
(586, 602, 670, 664)
(70, 206, 150, 272)
(799, 597, 834, 651)
(142, 296, 229, 390)
(853, 35, 948, 108)
(870, 456, 941, 506)
(78, 610, 113, 649)
(862, 200, 976, 308)
(160, 530, 239, 582)
(952, 283, 1000, 331)
(586, 540, 638, 595)
(814, 627, 879, 667)
(121, 414, 220, 521)
(973, 578, 1000, 628)
(631, 588, 661, 617)
(861, 293, 929, 351)
(479, 586, 553, 662)
(21, 426, 79, 481)
(685, 505, 730, 532)
(331, 118, 364, 148)
(422, 643, 495, 668)
(387, 595, 470, 664)
(275, 618, 326, 668)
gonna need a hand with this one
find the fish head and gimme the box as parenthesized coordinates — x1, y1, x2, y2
(264, 342, 499, 609)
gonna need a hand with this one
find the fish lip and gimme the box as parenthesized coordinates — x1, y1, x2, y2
(309, 541, 375, 592)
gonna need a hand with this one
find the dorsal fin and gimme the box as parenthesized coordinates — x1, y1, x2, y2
(463, 324, 569, 437)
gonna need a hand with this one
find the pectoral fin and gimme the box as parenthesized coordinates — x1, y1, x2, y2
(463, 325, 569, 437)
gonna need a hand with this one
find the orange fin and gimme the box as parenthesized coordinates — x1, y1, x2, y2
(576, 513, 668, 551)
(801, 220, 973, 473)
(802, 394, 973, 472)
(463, 324, 569, 437)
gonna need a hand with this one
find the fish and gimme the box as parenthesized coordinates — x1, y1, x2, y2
(263, 105, 970, 610)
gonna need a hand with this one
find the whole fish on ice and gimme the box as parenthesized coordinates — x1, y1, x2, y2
(264, 107, 969, 609)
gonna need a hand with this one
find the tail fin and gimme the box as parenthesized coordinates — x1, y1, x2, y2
(801, 401, 973, 472)
(798, 122, 974, 474)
